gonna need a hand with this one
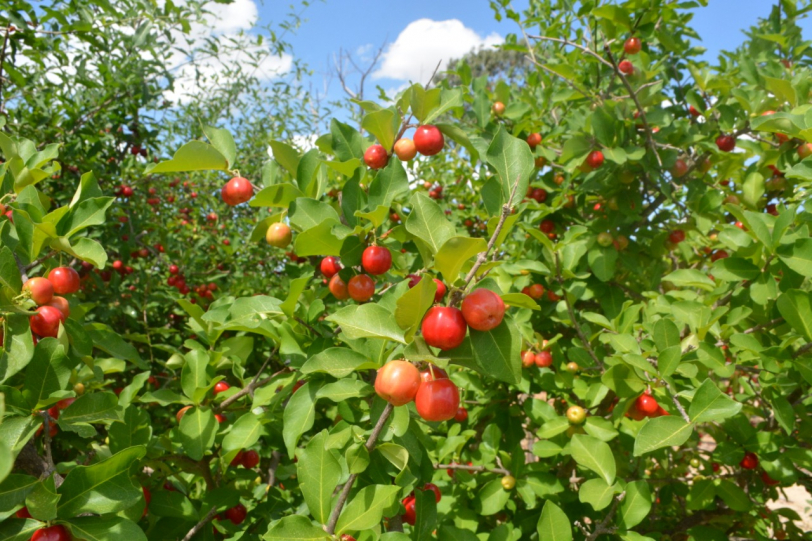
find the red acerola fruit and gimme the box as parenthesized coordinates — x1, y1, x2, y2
(423, 483, 442, 503)
(669, 230, 686, 244)
(716, 135, 736, 152)
(361, 246, 392, 275)
(419, 366, 448, 383)
(586, 150, 604, 169)
(241, 450, 260, 469)
(740, 452, 759, 470)
(224, 504, 247, 525)
(363, 144, 389, 170)
(30, 305, 65, 338)
(329, 274, 349, 300)
(374, 360, 421, 406)
(535, 351, 553, 368)
(619, 60, 634, 75)
(454, 407, 468, 422)
(320, 256, 341, 278)
(46, 296, 70, 319)
(433, 279, 447, 303)
(624, 37, 642, 54)
(539, 219, 555, 234)
(347, 274, 375, 302)
(635, 393, 660, 416)
(402, 495, 416, 525)
(413, 125, 445, 156)
(421, 306, 467, 350)
(23, 277, 54, 306)
(415, 378, 460, 422)
(222, 177, 254, 206)
(527, 132, 542, 149)
(48, 267, 80, 295)
(31, 525, 70, 541)
(461, 288, 505, 331)
(213, 381, 230, 395)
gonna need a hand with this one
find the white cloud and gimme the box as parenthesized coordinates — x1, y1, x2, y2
(373, 19, 502, 82)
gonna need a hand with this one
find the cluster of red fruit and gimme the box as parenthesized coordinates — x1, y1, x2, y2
(627, 390, 669, 420)
(520, 282, 560, 303)
(35, 396, 76, 438)
(400, 483, 442, 526)
(420, 288, 506, 351)
(363, 124, 445, 170)
(166, 264, 217, 303)
(22, 267, 80, 339)
(375, 362, 467, 423)
(324, 245, 393, 303)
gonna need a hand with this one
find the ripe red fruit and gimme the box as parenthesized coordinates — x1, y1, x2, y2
(618, 60, 634, 75)
(374, 360, 421, 406)
(539, 219, 555, 234)
(526, 284, 544, 300)
(56, 398, 75, 410)
(454, 407, 468, 422)
(669, 230, 686, 244)
(361, 246, 392, 275)
(241, 450, 260, 468)
(176, 406, 193, 423)
(320, 257, 341, 278)
(522, 351, 536, 368)
(413, 125, 444, 156)
(461, 289, 505, 331)
(420, 366, 448, 383)
(169, 264, 179, 275)
(433, 279, 447, 303)
(740, 452, 759, 470)
(225, 504, 247, 525)
(31, 525, 70, 541)
(526, 132, 542, 149)
(48, 267, 80, 295)
(635, 393, 660, 416)
(798, 142, 812, 159)
(30, 305, 65, 338)
(761, 471, 780, 486)
(230, 450, 245, 466)
(421, 306, 467, 350)
(213, 381, 231, 395)
(363, 144, 389, 170)
(329, 274, 349, 300)
(624, 37, 642, 54)
(341, 536, 357, 541)
(222, 177, 253, 206)
(394, 138, 417, 161)
(535, 351, 553, 368)
(672, 159, 689, 178)
(689, 105, 701, 117)
(266, 222, 292, 248)
(46, 296, 70, 318)
(530, 188, 547, 203)
(347, 275, 375, 302)
(423, 483, 442, 503)
(23, 277, 54, 305)
(716, 135, 736, 152)
(402, 496, 416, 525)
(112, 260, 123, 271)
(15, 507, 32, 518)
(711, 250, 729, 262)
(215, 414, 227, 423)
(586, 150, 604, 169)
(415, 378, 460, 422)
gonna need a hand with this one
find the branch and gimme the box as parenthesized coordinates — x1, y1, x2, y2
(586, 491, 625, 541)
(25, 250, 58, 271)
(181, 506, 219, 541)
(13, 252, 29, 282)
(267, 450, 281, 489)
(528, 35, 614, 67)
(524, 56, 599, 104)
(434, 463, 511, 476)
(325, 403, 395, 534)
(554, 252, 602, 367)
(670, 393, 691, 423)
(0, 26, 10, 113)
(215, 349, 283, 412)
(793, 341, 812, 359)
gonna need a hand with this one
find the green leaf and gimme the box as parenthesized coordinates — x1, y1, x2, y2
(435, 237, 487, 283)
(59, 392, 120, 429)
(0, 474, 38, 513)
(475, 479, 510, 516)
(0, 246, 22, 292)
(536, 500, 572, 541)
(776, 290, 812, 341)
(501, 293, 540, 310)
(250, 183, 304, 208)
(222, 412, 263, 454)
(412, 486, 438, 541)
(486, 126, 534, 205)
(361, 109, 399, 150)
(26, 476, 59, 521)
(0, 519, 41, 541)
(22, 339, 69, 408)
(395, 276, 436, 342)
(330, 119, 364, 162)
(294, 220, 347, 257)
(467, 317, 522, 385)
(49, 237, 107, 269)
(289, 198, 340, 231)
(619, 481, 652, 529)
(588, 247, 617, 282)
(264, 515, 330, 541)
(354, 205, 390, 228)
(579, 478, 615, 510)
(269, 141, 301, 175)
(202, 124, 237, 169)
(317, 380, 372, 402)
(65, 516, 147, 541)
(180, 350, 209, 401)
(335, 484, 400, 534)
(368, 159, 409, 209)
(326, 304, 406, 343)
(653, 319, 681, 352)
(345, 443, 369, 474)
(282, 382, 319, 457)
(714, 480, 751, 512)
(297, 431, 341, 525)
(777, 238, 812, 277)
(663, 269, 716, 291)
(571, 434, 616, 485)
(711, 257, 761, 281)
(300, 348, 377, 379)
(410, 84, 442, 123)
(376, 443, 409, 470)
(424, 88, 464, 124)
(688, 379, 742, 423)
(633, 416, 693, 456)
(601, 364, 645, 397)
(405, 193, 456, 255)
(144, 140, 228, 174)
(178, 407, 217, 461)
(57, 446, 146, 517)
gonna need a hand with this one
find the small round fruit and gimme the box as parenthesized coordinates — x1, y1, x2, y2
(347, 274, 375, 302)
(374, 360, 421, 406)
(635, 393, 659, 416)
(225, 503, 247, 525)
(597, 232, 614, 247)
(433, 279, 447, 303)
(222, 177, 253, 206)
(423, 483, 441, 503)
(669, 230, 686, 244)
(535, 351, 553, 368)
(415, 378, 460, 422)
(522, 351, 536, 368)
(176, 406, 193, 423)
(241, 450, 260, 468)
(711, 250, 729, 262)
(624, 37, 642, 54)
(413, 125, 444, 156)
(740, 451, 758, 470)
(586, 150, 604, 169)
(23, 277, 54, 306)
(672, 159, 689, 178)
(320, 257, 341, 278)
(361, 245, 392, 275)
(341, 536, 357, 541)
(402, 496, 416, 525)
(461, 289, 505, 331)
(213, 381, 231, 396)
(420, 366, 448, 383)
(329, 274, 349, 300)
(619, 59, 634, 75)
(421, 306, 467, 350)
(46, 296, 70, 318)
(716, 134, 736, 152)
(526, 284, 544, 299)
(690, 458, 701, 468)
(454, 407, 468, 422)
(215, 414, 227, 423)
(394, 138, 417, 161)
(492, 101, 506, 116)
(539, 219, 555, 234)
(30, 305, 65, 338)
(566, 405, 586, 424)
(31, 525, 70, 541)
(363, 144, 389, 170)
(48, 267, 80, 294)
(266, 222, 292, 248)
(74, 382, 85, 395)
(761, 470, 780, 486)
(564, 362, 580, 373)
(501, 475, 516, 490)
(798, 142, 812, 159)
(526, 133, 542, 149)
(15, 507, 32, 518)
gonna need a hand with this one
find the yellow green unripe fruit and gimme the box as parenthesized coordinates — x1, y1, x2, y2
(501, 475, 516, 490)
(566, 405, 586, 424)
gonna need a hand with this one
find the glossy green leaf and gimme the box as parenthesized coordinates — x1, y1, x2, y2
(688, 379, 742, 423)
(326, 304, 406, 343)
(633, 416, 693, 456)
(298, 431, 341, 525)
(335, 484, 400, 534)
(571, 434, 616, 485)
(536, 500, 572, 541)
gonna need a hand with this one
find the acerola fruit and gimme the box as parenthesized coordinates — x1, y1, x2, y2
(461, 289, 505, 331)
(15, 507, 32, 519)
(341, 536, 357, 541)
(669, 230, 686, 244)
(501, 475, 516, 490)
(619, 59, 634, 75)
(421, 306, 467, 350)
(597, 232, 614, 247)
(222, 177, 253, 206)
(320, 256, 341, 278)
(624, 37, 641, 54)
(31, 525, 70, 541)
(361, 245, 392, 275)
(23, 277, 54, 305)
(527, 132, 542, 148)
(224, 504, 247, 525)
(413, 125, 444, 156)
(420, 366, 448, 383)
(492, 101, 506, 116)
(711, 250, 729, 262)
(48, 267, 80, 294)
(415, 378, 460, 422)
(328, 274, 349, 300)
(241, 450, 260, 469)
(423, 483, 442, 503)
(740, 452, 759, 470)
(716, 134, 736, 152)
(635, 393, 659, 416)
(363, 144, 389, 170)
(374, 360, 421, 406)
(213, 381, 230, 395)
(522, 351, 536, 368)
(46, 296, 70, 318)
(761, 470, 780, 486)
(394, 138, 417, 161)
(526, 284, 545, 299)
(402, 496, 416, 525)
(672, 159, 689, 178)
(566, 405, 586, 424)
(535, 351, 553, 368)
(433, 279, 447, 303)
(30, 305, 65, 338)
(347, 274, 375, 302)
(798, 142, 812, 159)
(454, 407, 468, 422)
(539, 219, 555, 234)
(230, 450, 245, 466)
(266, 222, 292, 248)
(586, 150, 604, 169)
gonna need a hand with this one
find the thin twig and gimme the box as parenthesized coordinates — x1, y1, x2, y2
(13, 252, 29, 282)
(670, 393, 691, 423)
(529, 35, 614, 67)
(524, 56, 599, 103)
(434, 463, 511, 475)
(325, 403, 395, 534)
(792, 341, 812, 359)
(586, 492, 625, 540)
(554, 252, 602, 367)
(267, 450, 281, 489)
(24, 250, 57, 271)
(215, 349, 283, 412)
(181, 506, 219, 541)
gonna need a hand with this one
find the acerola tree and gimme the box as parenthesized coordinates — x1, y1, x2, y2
(1, 1, 812, 541)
